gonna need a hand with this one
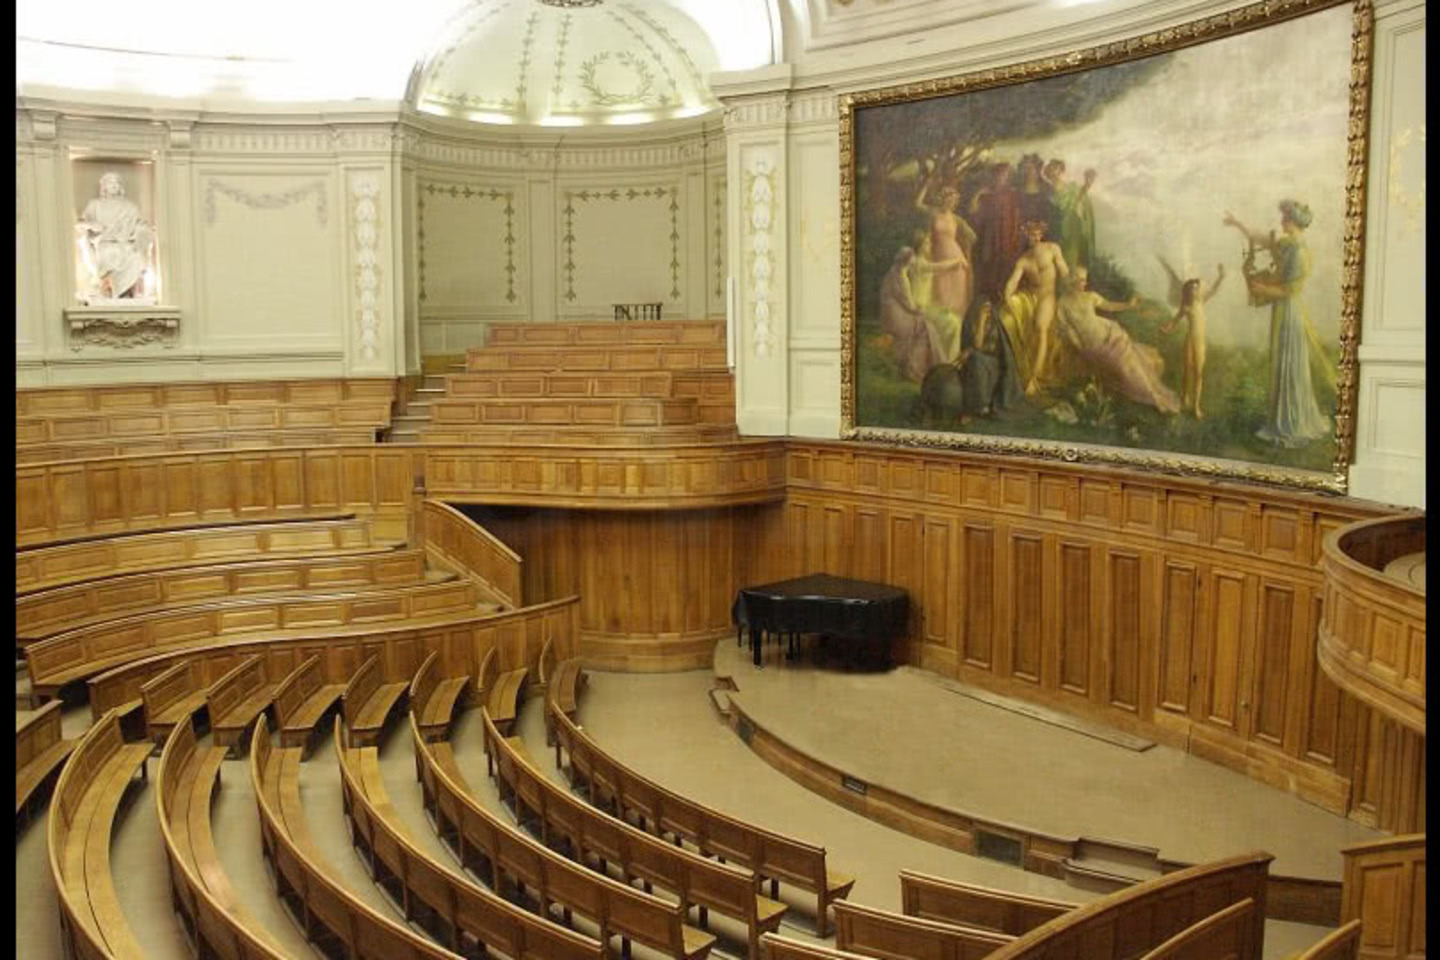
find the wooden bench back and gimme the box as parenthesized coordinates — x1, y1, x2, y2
(207, 654, 268, 719)
(141, 660, 201, 723)
(17, 378, 395, 417)
(1294, 920, 1361, 960)
(16, 700, 66, 772)
(761, 934, 870, 960)
(538, 637, 556, 687)
(983, 853, 1272, 960)
(477, 645, 498, 699)
(899, 870, 1077, 936)
(343, 655, 383, 726)
(335, 722, 606, 960)
(483, 320, 726, 348)
(834, 900, 1014, 960)
(410, 650, 440, 720)
(14, 428, 383, 465)
(272, 655, 323, 729)
(16, 403, 391, 447)
(1136, 898, 1258, 960)
(17, 516, 372, 594)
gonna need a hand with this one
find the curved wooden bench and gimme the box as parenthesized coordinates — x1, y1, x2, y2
(761, 934, 872, 960)
(343, 654, 410, 748)
(410, 650, 471, 743)
(834, 900, 1014, 960)
(464, 343, 729, 374)
(47, 708, 156, 960)
(327, 720, 607, 960)
(17, 377, 395, 418)
(158, 711, 286, 959)
(18, 548, 430, 645)
(250, 713, 465, 959)
(26, 577, 481, 702)
(143, 660, 210, 744)
(1295, 920, 1361, 960)
(478, 645, 528, 736)
(1135, 897, 1257, 960)
(207, 654, 278, 755)
(982, 852, 1272, 960)
(550, 699, 856, 937)
(898, 870, 1076, 936)
(15, 428, 383, 464)
(17, 515, 377, 595)
(272, 654, 346, 753)
(539, 636, 588, 746)
(17, 699, 76, 825)
(16, 402, 391, 447)
(466, 710, 785, 960)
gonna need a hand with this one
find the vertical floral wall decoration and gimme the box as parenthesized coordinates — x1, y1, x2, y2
(713, 179, 726, 301)
(745, 156, 776, 358)
(417, 181, 517, 304)
(562, 186, 681, 302)
(351, 174, 382, 362)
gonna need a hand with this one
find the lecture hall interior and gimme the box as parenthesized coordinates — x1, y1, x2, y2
(13, 1, 1425, 959)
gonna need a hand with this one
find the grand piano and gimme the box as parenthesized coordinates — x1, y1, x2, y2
(731, 573, 909, 668)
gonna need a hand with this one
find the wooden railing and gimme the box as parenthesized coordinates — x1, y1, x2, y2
(1134, 898, 1258, 960)
(421, 499, 522, 607)
(16, 377, 396, 417)
(980, 852, 1271, 960)
(1318, 515, 1426, 734)
(1340, 834, 1425, 960)
(899, 870, 1077, 935)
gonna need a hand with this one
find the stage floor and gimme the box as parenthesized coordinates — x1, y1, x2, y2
(713, 639, 1381, 882)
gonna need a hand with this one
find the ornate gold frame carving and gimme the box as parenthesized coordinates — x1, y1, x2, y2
(838, 0, 1373, 494)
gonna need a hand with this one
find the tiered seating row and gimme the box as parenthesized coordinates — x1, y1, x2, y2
(27, 578, 481, 700)
(17, 700, 76, 824)
(431, 398, 702, 429)
(478, 646, 530, 735)
(539, 636, 588, 745)
(16, 378, 396, 417)
(834, 900, 1013, 960)
(418, 424, 739, 447)
(410, 650, 471, 743)
(465, 345, 729, 373)
(48, 708, 156, 960)
(472, 710, 784, 960)
(17, 516, 379, 594)
(157, 713, 286, 960)
(271, 654, 347, 751)
(18, 548, 429, 644)
(17, 402, 390, 447)
(483, 321, 725, 348)
(207, 655, 278, 753)
(343, 653, 411, 747)
(332, 721, 609, 960)
(16, 428, 383, 464)
(898, 869, 1077, 936)
(548, 700, 855, 937)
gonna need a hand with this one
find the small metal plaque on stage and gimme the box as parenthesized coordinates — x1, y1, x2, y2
(841, 775, 868, 796)
(975, 829, 1024, 866)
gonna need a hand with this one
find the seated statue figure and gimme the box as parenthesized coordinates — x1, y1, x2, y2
(77, 172, 155, 303)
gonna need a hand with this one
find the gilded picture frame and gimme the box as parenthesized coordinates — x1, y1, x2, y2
(839, 0, 1372, 493)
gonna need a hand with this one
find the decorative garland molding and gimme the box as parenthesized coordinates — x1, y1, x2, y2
(203, 178, 328, 227)
(398, 123, 723, 172)
(350, 173, 382, 362)
(712, 177, 727, 301)
(743, 153, 778, 358)
(416, 180, 519, 305)
(723, 95, 791, 132)
(561, 185, 682, 302)
(64, 306, 181, 351)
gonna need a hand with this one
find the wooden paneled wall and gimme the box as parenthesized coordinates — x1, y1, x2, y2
(462, 504, 773, 672)
(772, 442, 1420, 830)
(1340, 835, 1426, 960)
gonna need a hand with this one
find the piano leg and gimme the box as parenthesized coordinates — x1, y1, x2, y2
(752, 625, 762, 667)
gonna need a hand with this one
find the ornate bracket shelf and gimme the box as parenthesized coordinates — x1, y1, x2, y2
(64, 305, 181, 351)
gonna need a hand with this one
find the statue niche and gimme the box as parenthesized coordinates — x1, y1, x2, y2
(76, 171, 156, 304)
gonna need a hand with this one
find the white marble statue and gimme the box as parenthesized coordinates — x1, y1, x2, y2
(77, 172, 156, 303)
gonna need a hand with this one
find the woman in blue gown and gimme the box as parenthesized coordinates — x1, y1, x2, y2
(1223, 200, 1331, 447)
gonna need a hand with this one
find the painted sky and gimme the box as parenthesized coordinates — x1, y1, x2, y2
(1002, 5, 1354, 349)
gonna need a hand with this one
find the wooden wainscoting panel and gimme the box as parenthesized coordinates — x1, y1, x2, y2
(962, 524, 994, 670)
(1007, 531, 1045, 687)
(1157, 561, 1199, 718)
(1105, 550, 1144, 716)
(1057, 542, 1092, 699)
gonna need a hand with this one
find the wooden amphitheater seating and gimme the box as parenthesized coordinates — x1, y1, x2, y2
(15, 428, 382, 464)
(206, 654, 279, 754)
(761, 934, 872, 959)
(539, 636, 588, 746)
(16, 699, 76, 825)
(26, 577, 480, 702)
(419, 424, 739, 446)
(143, 659, 211, 743)
(549, 699, 857, 937)
(897, 870, 1077, 936)
(430, 397, 702, 429)
(16, 377, 396, 418)
(322, 721, 610, 960)
(16, 515, 381, 595)
(981, 852, 1272, 960)
(47, 708, 157, 960)
(482, 320, 726, 347)
(337, 721, 716, 960)
(410, 650, 471, 742)
(17, 548, 430, 645)
(343, 654, 410, 747)
(158, 711, 286, 959)
(14, 402, 391, 447)
(469, 710, 786, 960)
(272, 654, 347, 752)
(248, 715, 476, 960)
(833, 900, 1014, 960)
(478, 645, 529, 736)
(465, 344, 730, 374)
(1134, 897, 1258, 960)
(1294, 920, 1361, 960)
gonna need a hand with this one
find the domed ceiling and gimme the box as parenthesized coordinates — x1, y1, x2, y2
(415, 0, 721, 125)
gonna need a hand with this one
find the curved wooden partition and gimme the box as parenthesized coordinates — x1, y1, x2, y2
(17, 548, 429, 643)
(1297, 921, 1362, 960)
(156, 714, 286, 959)
(978, 852, 1271, 960)
(1318, 516, 1426, 734)
(1134, 897, 1257, 960)
(421, 499, 523, 607)
(1340, 834, 1425, 960)
(87, 596, 579, 718)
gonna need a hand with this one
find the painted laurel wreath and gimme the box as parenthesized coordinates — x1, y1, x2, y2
(578, 51, 656, 107)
